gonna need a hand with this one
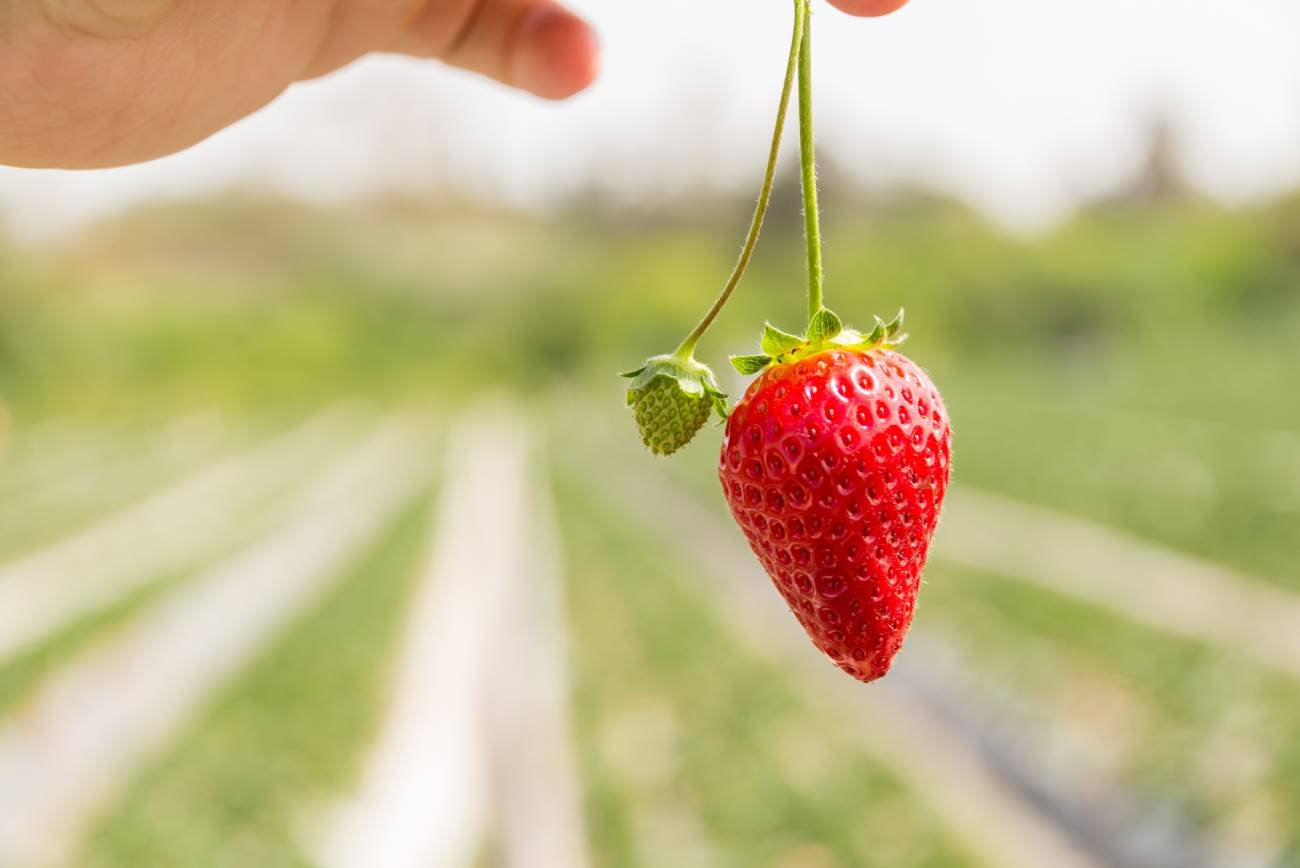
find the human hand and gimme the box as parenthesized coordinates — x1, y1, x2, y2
(0, 0, 908, 170)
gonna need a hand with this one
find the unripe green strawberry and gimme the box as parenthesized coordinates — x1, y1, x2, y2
(633, 376, 714, 456)
(623, 355, 728, 457)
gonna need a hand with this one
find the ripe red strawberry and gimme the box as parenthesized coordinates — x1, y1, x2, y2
(719, 333, 951, 683)
(615, 0, 947, 682)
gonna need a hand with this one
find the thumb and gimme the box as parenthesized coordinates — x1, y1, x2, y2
(400, 0, 599, 100)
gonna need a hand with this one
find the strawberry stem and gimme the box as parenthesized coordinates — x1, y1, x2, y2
(798, 0, 824, 325)
(674, 0, 806, 361)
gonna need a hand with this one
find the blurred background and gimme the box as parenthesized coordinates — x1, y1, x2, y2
(1, 0, 1299, 866)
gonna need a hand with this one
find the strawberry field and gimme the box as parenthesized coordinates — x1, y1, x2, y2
(0, 192, 1297, 867)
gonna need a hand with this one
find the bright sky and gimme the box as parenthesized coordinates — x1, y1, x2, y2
(2, 0, 1299, 239)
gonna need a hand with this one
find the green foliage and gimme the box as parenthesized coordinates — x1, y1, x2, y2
(2, 193, 1297, 428)
(729, 354, 773, 375)
(760, 322, 804, 357)
(805, 307, 842, 345)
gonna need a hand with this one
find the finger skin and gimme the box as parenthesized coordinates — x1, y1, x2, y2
(0, 1, 328, 168)
(0, 0, 597, 168)
(505, 3, 600, 100)
(423, 0, 599, 100)
(512, 2, 603, 100)
(826, 0, 910, 17)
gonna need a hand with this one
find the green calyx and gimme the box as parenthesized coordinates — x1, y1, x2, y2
(730, 307, 908, 376)
(623, 354, 729, 456)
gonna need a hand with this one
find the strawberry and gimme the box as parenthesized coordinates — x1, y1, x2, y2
(623, 355, 729, 457)
(719, 311, 951, 682)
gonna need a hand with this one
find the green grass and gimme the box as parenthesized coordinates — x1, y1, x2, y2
(79, 498, 432, 868)
(944, 381, 1300, 589)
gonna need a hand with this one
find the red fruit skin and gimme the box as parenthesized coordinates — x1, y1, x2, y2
(719, 348, 951, 682)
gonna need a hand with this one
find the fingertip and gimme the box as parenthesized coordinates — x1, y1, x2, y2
(826, 0, 910, 17)
(513, 5, 600, 100)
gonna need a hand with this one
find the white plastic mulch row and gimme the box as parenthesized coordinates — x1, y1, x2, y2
(591, 462, 1108, 868)
(0, 417, 136, 500)
(314, 412, 588, 868)
(0, 406, 364, 668)
(936, 486, 1300, 681)
(0, 411, 233, 528)
(0, 416, 434, 868)
(484, 474, 589, 868)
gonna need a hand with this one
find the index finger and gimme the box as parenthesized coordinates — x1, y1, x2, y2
(825, 0, 910, 16)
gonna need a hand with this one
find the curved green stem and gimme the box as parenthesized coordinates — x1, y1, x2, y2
(798, 0, 824, 324)
(674, 0, 806, 360)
